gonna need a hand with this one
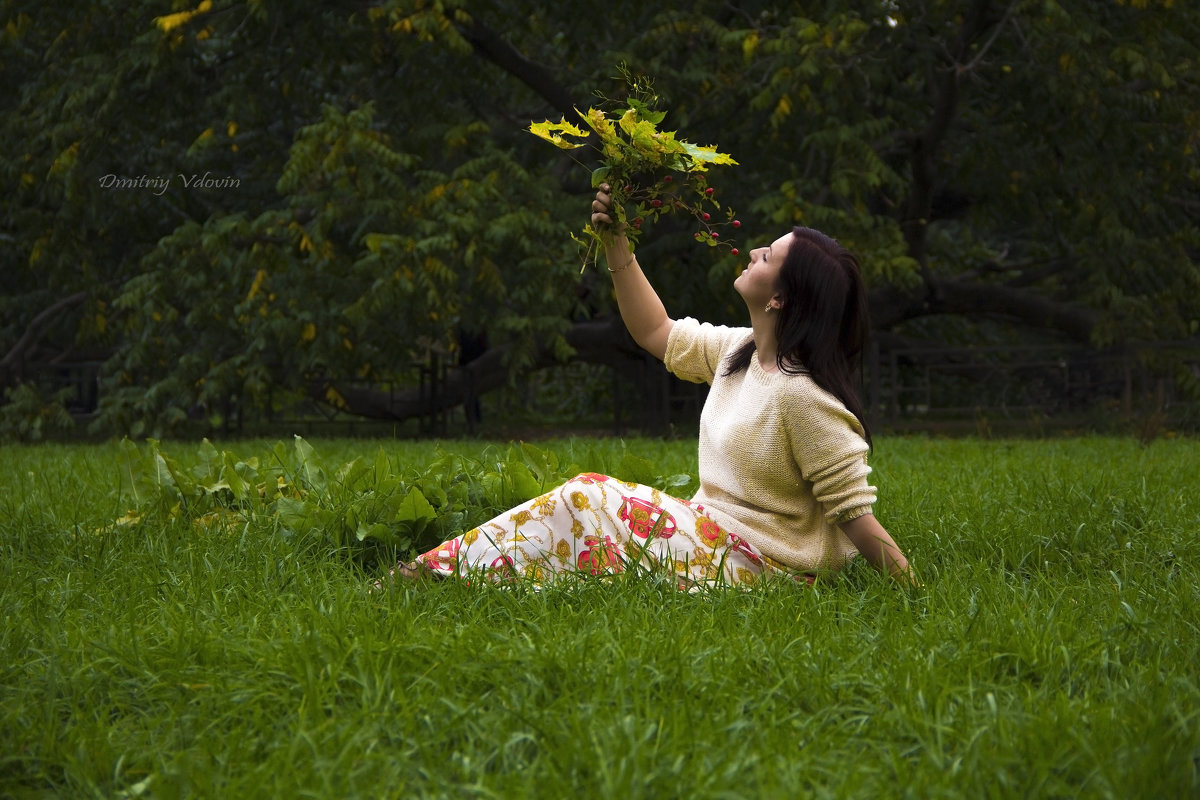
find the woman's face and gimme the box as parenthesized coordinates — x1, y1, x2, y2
(734, 230, 793, 308)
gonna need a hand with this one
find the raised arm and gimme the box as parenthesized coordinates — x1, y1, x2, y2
(591, 184, 674, 362)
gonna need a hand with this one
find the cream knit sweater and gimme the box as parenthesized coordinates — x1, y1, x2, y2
(664, 317, 875, 572)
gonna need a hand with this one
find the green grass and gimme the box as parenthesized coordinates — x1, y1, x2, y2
(2, 435, 1199, 798)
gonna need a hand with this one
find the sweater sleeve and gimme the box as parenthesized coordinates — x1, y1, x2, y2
(782, 380, 876, 522)
(663, 317, 751, 385)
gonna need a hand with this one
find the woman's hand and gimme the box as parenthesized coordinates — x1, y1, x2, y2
(838, 513, 917, 585)
(590, 183, 625, 237)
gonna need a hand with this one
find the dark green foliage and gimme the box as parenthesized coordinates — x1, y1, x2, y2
(2, 1, 1198, 433)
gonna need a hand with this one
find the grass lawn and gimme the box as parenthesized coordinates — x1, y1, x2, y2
(2, 435, 1198, 798)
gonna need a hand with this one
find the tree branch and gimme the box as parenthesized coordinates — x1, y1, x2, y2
(453, 17, 580, 121)
(1, 291, 89, 375)
(870, 275, 1097, 342)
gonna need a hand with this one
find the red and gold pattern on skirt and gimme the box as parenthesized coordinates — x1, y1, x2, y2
(415, 473, 815, 589)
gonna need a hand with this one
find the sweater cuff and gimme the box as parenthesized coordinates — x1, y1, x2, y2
(833, 505, 873, 525)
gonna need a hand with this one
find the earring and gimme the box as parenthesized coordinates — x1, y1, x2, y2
(764, 303, 774, 313)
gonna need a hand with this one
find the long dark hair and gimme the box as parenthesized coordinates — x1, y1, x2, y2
(724, 226, 872, 446)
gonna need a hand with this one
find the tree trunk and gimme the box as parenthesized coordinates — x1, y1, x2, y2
(310, 318, 642, 421)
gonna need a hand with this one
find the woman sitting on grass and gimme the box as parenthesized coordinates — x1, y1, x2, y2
(380, 184, 912, 588)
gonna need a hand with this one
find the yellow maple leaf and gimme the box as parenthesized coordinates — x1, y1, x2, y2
(528, 118, 589, 149)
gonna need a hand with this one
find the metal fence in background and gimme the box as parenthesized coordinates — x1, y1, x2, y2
(864, 343, 1197, 425)
(10, 341, 1198, 438)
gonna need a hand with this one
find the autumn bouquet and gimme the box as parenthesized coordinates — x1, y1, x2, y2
(529, 83, 740, 269)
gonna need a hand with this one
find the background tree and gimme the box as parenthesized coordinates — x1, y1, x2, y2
(2, 0, 1197, 435)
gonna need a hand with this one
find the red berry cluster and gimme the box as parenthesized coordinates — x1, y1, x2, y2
(618, 174, 740, 256)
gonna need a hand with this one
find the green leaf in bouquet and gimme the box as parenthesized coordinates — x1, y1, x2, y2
(625, 97, 667, 125)
(681, 141, 739, 167)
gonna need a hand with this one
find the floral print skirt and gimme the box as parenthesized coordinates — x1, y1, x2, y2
(415, 473, 807, 589)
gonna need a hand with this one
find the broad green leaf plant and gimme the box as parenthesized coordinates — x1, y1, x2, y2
(105, 436, 696, 568)
(529, 81, 740, 269)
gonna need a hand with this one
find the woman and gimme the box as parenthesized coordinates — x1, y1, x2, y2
(381, 184, 911, 588)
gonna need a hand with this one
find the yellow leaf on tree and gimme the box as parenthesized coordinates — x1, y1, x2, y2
(154, 0, 212, 33)
(301, 323, 316, 342)
(325, 386, 347, 408)
(49, 141, 80, 176)
(742, 31, 759, 61)
(155, 11, 191, 33)
(246, 268, 267, 300)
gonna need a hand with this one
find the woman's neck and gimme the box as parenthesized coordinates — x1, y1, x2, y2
(751, 319, 779, 373)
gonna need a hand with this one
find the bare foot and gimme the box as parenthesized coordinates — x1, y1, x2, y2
(371, 560, 432, 592)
